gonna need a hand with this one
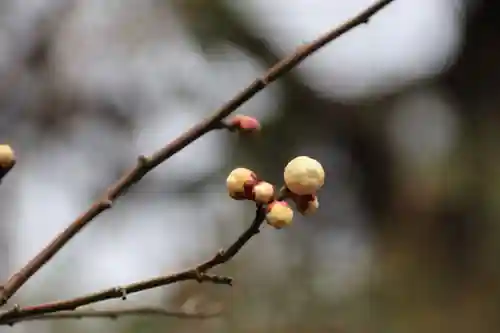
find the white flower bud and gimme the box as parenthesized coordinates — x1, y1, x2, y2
(226, 167, 257, 199)
(265, 201, 293, 229)
(283, 156, 325, 195)
(0, 145, 15, 168)
(253, 181, 275, 204)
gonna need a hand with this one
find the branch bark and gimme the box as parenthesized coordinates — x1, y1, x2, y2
(0, 306, 221, 326)
(0, 206, 265, 324)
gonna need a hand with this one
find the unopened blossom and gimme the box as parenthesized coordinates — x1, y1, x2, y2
(0, 145, 15, 168)
(252, 181, 275, 204)
(228, 115, 261, 133)
(226, 167, 258, 200)
(283, 156, 325, 195)
(265, 201, 293, 229)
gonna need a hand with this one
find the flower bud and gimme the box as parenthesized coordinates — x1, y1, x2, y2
(252, 181, 275, 204)
(294, 195, 319, 216)
(283, 156, 325, 195)
(226, 167, 258, 200)
(0, 145, 15, 168)
(227, 115, 261, 133)
(265, 201, 293, 229)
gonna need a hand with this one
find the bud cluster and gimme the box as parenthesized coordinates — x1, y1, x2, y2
(226, 154, 325, 229)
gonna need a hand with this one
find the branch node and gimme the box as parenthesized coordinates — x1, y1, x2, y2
(194, 269, 204, 283)
(216, 249, 225, 258)
(114, 287, 127, 300)
(213, 121, 231, 131)
(99, 199, 113, 209)
(137, 155, 151, 167)
(259, 76, 270, 86)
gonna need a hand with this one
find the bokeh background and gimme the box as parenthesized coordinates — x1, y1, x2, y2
(0, 0, 498, 332)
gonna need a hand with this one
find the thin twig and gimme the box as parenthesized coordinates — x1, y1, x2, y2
(195, 205, 266, 273)
(0, 0, 396, 306)
(0, 206, 265, 324)
(1, 306, 221, 326)
(0, 163, 14, 183)
(0, 274, 229, 324)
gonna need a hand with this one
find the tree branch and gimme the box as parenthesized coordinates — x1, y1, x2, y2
(0, 275, 229, 324)
(1, 306, 221, 326)
(195, 205, 266, 273)
(0, 0, 396, 306)
(0, 206, 266, 324)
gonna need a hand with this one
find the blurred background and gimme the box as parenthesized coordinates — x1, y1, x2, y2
(0, 0, 498, 332)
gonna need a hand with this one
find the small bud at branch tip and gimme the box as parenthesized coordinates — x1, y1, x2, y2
(0, 145, 16, 181)
(0, 145, 15, 168)
(226, 115, 261, 134)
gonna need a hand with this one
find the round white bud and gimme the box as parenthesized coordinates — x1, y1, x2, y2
(226, 167, 257, 199)
(0, 145, 15, 168)
(284, 156, 325, 195)
(266, 201, 293, 229)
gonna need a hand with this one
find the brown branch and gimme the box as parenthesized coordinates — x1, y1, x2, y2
(0, 306, 221, 326)
(0, 274, 229, 324)
(195, 205, 266, 273)
(0, 0, 396, 306)
(0, 206, 265, 324)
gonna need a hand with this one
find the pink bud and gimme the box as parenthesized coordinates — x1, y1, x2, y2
(228, 115, 261, 133)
